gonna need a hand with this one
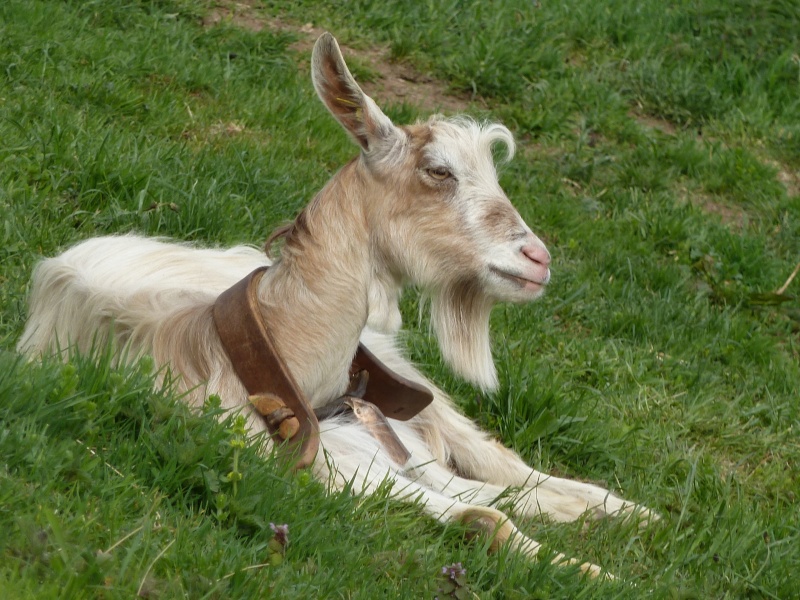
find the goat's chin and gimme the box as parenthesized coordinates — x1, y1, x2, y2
(429, 281, 499, 391)
(493, 286, 547, 305)
(486, 270, 548, 303)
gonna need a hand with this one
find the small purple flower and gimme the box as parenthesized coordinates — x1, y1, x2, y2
(441, 562, 466, 581)
(269, 522, 289, 546)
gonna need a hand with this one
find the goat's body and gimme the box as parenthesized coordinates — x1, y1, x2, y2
(19, 236, 265, 418)
(19, 33, 651, 577)
(19, 233, 642, 575)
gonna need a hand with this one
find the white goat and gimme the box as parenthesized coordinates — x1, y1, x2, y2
(18, 33, 649, 576)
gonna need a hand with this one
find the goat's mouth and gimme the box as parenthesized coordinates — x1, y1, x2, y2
(489, 266, 548, 292)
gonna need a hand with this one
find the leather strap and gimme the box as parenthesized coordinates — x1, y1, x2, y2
(353, 344, 433, 420)
(212, 266, 434, 471)
(345, 398, 411, 465)
(212, 267, 320, 470)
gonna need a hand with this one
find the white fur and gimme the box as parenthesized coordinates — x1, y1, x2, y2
(17, 33, 651, 577)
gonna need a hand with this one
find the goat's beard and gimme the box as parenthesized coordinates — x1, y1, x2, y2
(429, 279, 498, 391)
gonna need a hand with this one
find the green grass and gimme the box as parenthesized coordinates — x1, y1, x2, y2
(1, 0, 799, 598)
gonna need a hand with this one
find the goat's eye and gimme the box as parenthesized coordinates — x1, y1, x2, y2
(426, 167, 452, 181)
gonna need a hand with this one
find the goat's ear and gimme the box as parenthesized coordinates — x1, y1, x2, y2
(311, 33, 395, 151)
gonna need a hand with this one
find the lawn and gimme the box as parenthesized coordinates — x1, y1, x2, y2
(1, 0, 798, 598)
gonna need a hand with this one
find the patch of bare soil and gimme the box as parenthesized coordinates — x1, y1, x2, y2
(698, 198, 750, 229)
(767, 159, 800, 198)
(631, 106, 799, 204)
(678, 187, 750, 230)
(628, 109, 679, 136)
(179, 120, 253, 142)
(203, 1, 267, 31)
(202, 1, 473, 113)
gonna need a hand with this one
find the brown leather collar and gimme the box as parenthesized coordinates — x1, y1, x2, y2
(213, 267, 320, 469)
(212, 267, 433, 470)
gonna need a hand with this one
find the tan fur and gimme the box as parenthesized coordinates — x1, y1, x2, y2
(17, 33, 653, 578)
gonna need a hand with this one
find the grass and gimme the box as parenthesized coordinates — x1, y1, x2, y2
(1, 0, 798, 597)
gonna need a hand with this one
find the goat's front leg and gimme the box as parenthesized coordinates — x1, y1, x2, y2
(358, 332, 650, 522)
(316, 419, 608, 579)
(414, 394, 652, 523)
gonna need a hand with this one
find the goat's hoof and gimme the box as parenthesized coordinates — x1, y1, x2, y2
(555, 556, 613, 580)
(612, 502, 660, 528)
(461, 514, 504, 551)
(582, 562, 614, 580)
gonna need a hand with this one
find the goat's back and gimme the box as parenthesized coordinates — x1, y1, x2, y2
(17, 235, 270, 359)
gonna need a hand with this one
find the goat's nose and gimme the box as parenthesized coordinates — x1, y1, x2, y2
(522, 244, 551, 268)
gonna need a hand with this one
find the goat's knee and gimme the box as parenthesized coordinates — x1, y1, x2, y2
(457, 507, 517, 553)
(456, 506, 610, 579)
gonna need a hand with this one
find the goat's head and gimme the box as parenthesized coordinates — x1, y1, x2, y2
(312, 33, 551, 390)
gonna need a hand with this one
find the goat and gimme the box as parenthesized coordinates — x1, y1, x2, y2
(18, 33, 650, 577)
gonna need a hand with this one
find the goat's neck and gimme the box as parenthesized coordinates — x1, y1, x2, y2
(256, 161, 398, 407)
